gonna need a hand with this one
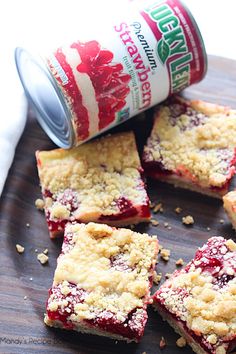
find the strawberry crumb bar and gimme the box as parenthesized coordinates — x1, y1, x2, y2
(143, 97, 236, 198)
(223, 191, 236, 230)
(36, 132, 150, 238)
(152, 237, 236, 354)
(44, 222, 158, 342)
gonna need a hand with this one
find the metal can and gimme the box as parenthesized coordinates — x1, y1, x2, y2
(15, 0, 207, 148)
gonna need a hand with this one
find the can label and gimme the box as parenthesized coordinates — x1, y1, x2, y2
(46, 0, 206, 145)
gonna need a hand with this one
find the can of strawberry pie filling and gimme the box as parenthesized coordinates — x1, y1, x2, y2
(15, 0, 207, 148)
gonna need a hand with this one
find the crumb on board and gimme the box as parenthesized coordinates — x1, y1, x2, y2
(160, 336, 166, 349)
(37, 253, 48, 265)
(153, 271, 162, 285)
(164, 222, 169, 228)
(26, 223, 30, 228)
(175, 207, 182, 214)
(35, 249, 38, 253)
(153, 203, 163, 213)
(24, 296, 27, 300)
(182, 215, 194, 225)
(219, 219, 224, 224)
(35, 198, 45, 210)
(167, 226, 172, 230)
(43, 248, 48, 255)
(16, 244, 24, 254)
(207, 227, 211, 231)
(176, 258, 184, 266)
(151, 219, 159, 226)
(29, 277, 33, 281)
(160, 248, 170, 261)
(176, 337, 187, 348)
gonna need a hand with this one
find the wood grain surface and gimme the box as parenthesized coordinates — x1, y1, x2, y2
(0, 55, 236, 354)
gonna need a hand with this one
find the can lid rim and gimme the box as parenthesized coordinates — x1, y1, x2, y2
(15, 47, 75, 148)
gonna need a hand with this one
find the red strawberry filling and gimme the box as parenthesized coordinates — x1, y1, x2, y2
(99, 196, 150, 222)
(46, 282, 147, 340)
(43, 188, 150, 236)
(46, 216, 68, 234)
(143, 160, 235, 194)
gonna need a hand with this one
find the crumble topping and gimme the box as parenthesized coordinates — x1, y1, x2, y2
(36, 132, 149, 220)
(175, 207, 182, 214)
(153, 203, 163, 213)
(223, 191, 236, 208)
(37, 253, 49, 265)
(216, 347, 226, 354)
(16, 244, 24, 254)
(176, 258, 184, 266)
(176, 336, 186, 347)
(159, 336, 166, 348)
(160, 248, 170, 261)
(51, 223, 158, 321)
(35, 198, 45, 210)
(154, 237, 236, 348)
(143, 98, 236, 188)
(182, 215, 194, 225)
(226, 239, 236, 252)
(151, 219, 159, 226)
(153, 271, 162, 285)
(50, 204, 70, 219)
(223, 191, 236, 229)
(207, 334, 218, 345)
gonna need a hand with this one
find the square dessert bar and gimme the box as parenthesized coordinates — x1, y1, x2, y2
(36, 131, 151, 238)
(143, 96, 236, 198)
(44, 222, 158, 342)
(223, 191, 236, 230)
(152, 237, 236, 354)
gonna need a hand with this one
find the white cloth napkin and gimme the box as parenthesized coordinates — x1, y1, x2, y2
(0, 49, 28, 196)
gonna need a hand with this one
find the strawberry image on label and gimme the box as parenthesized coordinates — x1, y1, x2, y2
(48, 40, 131, 142)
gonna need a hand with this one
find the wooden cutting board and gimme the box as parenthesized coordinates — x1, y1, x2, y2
(0, 55, 236, 354)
